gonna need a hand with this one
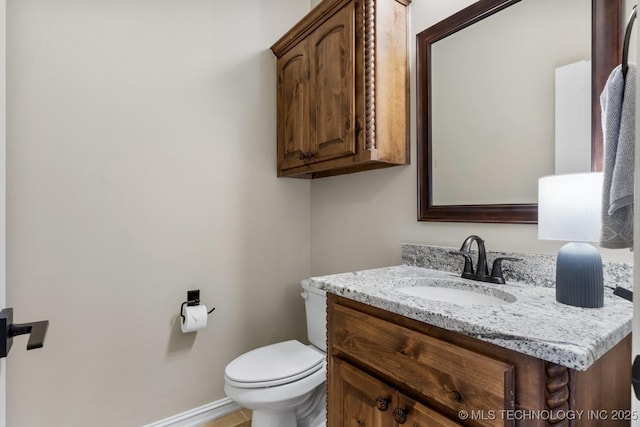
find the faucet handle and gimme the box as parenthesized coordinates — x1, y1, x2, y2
(449, 251, 474, 275)
(490, 257, 521, 284)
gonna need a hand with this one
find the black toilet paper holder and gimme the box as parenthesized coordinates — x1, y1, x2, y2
(180, 289, 215, 322)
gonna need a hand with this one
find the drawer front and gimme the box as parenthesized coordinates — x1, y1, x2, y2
(330, 303, 515, 427)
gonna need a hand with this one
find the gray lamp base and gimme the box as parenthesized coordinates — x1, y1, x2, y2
(555, 242, 603, 308)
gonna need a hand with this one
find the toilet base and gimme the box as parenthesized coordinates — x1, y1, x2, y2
(295, 384, 325, 427)
(251, 410, 297, 427)
(250, 411, 325, 427)
(248, 384, 326, 427)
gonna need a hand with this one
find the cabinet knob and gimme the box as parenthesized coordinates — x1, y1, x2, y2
(298, 153, 307, 160)
(306, 151, 314, 159)
(375, 396, 390, 411)
(453, 390, 463, 403)
(392, 407, 407, 424)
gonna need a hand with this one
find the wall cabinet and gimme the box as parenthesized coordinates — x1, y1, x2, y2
(327, 294, 631, 427)
(271, 0, 410, 178)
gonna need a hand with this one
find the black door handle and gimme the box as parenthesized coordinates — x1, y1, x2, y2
(0, 308, 49, 358)
(10, 321, 49, 350)
(633, 355, 640, 400)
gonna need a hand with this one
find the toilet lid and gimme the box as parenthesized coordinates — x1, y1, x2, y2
(225, 340, 324, 388)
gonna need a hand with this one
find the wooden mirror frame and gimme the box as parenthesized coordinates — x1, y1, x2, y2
(416, 0, 623, 223)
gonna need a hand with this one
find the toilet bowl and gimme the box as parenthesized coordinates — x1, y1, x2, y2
(224, 281, 327, 427)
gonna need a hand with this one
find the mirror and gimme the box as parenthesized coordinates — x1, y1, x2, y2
(417, 0, 623, 223)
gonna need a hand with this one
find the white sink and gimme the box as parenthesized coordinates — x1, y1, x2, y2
(394, 278, 516, 306)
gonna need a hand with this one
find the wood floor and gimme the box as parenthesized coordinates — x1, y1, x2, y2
(200, 408, 251, 427)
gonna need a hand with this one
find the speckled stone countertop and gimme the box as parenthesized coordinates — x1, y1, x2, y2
(307, 244, 633, 371)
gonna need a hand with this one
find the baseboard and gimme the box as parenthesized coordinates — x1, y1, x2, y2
(143, 397, 240, 427)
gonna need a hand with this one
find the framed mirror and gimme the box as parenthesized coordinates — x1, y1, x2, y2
(417, 0, 623, 223)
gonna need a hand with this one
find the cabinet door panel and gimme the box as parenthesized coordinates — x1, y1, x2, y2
(310, 3, 356, 161)
(278, 39, 310, 170)
(398, 394, 463, 427)
(329, 358, 395, 427)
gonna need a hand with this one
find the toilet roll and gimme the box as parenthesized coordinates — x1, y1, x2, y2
(181, 305, 208, 333)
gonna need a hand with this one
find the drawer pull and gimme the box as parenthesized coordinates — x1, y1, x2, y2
(392, 407, 407, 424)
(375, 396, 390, 411)
(453, 390, 463, 403)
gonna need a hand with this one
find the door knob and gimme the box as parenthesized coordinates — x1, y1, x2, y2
(0, 308, 49, 358)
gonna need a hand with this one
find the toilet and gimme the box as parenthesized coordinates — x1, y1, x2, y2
(224, 280, 327, 427)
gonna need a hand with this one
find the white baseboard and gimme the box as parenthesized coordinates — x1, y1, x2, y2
(143, 397, 241, 427)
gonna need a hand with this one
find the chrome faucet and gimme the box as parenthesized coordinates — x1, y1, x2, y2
(449, 235, 519, 284)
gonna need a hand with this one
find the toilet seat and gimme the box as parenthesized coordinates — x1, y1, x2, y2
(225, 340, 324, 389)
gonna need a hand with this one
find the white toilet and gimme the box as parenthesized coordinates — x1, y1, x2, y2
(224, 280, 327, 427)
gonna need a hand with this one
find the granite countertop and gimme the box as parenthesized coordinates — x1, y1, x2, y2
(308, 264, 633, 371)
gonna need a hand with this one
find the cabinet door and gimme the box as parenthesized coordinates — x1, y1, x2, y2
(277, 38, 311, 171)
(309, 3, 356, 162)
(329, 358, 395, 427)
(397, 394, 464, 427)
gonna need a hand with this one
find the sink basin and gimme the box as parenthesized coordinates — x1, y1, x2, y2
(394, 278, 516, 306)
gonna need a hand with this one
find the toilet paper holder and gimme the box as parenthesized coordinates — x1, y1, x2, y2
(180, 289, 215, 322)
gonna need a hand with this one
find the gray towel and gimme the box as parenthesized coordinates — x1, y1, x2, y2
(600, 64, 635, 249)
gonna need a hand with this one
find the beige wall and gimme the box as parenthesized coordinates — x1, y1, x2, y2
(6, 1, 311, 426)
(0, 1, 5, 426)
(5, 0, 635, 425)
(310, 0, 634, 276)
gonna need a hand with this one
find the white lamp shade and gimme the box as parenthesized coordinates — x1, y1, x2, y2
(538, 172, 603, 242)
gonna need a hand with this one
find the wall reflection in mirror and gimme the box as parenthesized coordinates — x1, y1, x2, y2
(416, 0, 624, 223)
(431, 0, 589, 206)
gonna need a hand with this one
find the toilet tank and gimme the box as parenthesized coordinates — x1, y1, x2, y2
(300, 280, 327, 351)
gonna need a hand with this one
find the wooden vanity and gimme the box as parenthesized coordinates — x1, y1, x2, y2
(327, 294, 632, 427)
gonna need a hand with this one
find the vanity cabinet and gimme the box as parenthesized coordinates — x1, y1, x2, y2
(327, 294, 632, 427)
(270, 0, 410, 178)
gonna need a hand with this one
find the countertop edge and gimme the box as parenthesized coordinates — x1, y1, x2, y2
(307, 265, 633, 371)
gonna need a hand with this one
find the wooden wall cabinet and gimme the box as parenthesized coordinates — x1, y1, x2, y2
(328, 294, 631, 427)
(271, 0, 410, 178)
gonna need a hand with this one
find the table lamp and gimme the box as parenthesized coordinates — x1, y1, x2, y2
(538, 172, 604, 308)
